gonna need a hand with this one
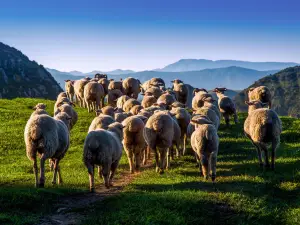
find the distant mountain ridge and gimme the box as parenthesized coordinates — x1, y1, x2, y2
(0, 42, 62, 99)
(48, 66, 277, 90)
(235, 66, 300, 117)
(158, 59, 298, 72)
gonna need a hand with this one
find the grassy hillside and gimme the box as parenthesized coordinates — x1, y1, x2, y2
(235, 66, 300, 117)
(0, 98, 299, 225)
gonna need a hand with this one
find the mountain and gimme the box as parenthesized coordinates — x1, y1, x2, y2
(48, 66, 277, 90)
(46, 68, 84, 88)
(159, 59, 298, 72)
(106, 69, 135, 75)
(62, 69, 136, 77)
(69, 70, 84, 76)
(0, 42, 62, 99)
(235, 66, 300, 117)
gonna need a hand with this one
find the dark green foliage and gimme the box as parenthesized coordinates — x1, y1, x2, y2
(235, 66, 300, 117)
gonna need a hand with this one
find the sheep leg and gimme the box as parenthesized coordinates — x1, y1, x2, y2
(268, 101, 272, 109)
(224, 114, 230, 127)
(102, 163, 110, 188)
(147, 146, 151, 159)
(183, 134, 187, 156)
(233, 111, 239, 124)
(250, 140, 263, 167)
(51, 159, 60, 185)
(153, 147, 160, 173)
(87, 163, 95, 192)
(200, 154, 209, 180)
(170, 145, 175, 160)
(158, 147, 167, 174)
(109, 161, 119, 186)
(260, 144, 270, 168)
(57, 165, 63, 184)
(166, 148, 170, 170)
(135, 152, 141, 172)
(98, 166, 103, 179)
(33, 158, 39, 188)
(143, 147, 147, 165)
(39, 154, 47, 188)
(271, 138, 279, 171)
(125, 145, 134, 173)
(210, 153, 217, 183)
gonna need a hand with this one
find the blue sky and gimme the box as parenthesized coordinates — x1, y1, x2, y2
(0, 0, 299, 72)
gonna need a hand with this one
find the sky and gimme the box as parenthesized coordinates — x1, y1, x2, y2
(0, 0, 300, 72)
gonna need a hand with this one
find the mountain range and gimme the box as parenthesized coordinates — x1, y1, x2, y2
(157, 59, 298, 72)
(48, 66, 277, 91)
(0, 42, 62, 99)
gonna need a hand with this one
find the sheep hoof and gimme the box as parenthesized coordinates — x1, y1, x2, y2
(159, 170, 164, 175)
(105, 185, 110, 189)
(90, 187, 95, 193)
(39, 183, 45, 188)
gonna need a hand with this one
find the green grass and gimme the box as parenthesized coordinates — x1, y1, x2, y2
(0, 98, 299, 225)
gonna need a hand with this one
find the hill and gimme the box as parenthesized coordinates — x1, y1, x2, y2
(48, 66, 277, 90)
(159, 59, 298, 72)
(235, 66, 300, 117)
(0, 98, 299, 224)
(0, 42, 62, 99)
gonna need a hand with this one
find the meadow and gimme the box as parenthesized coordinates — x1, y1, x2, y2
(0, 98, 299, 225)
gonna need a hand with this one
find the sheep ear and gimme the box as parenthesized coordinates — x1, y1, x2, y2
(70, 102, 76, 107)
(249, 87, 255, 92)
(245, 101, 252, 105)
(67, 116, 72, 120)
(224, 88, 227, 91)
(33, 106, 37, 110)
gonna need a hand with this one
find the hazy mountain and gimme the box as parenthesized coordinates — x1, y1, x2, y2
(0, 42, 62, 99)
(69, 70, 85, 76)
(106, 69, 135, 75)
(158, 59, 298, 72)
(62, 69, 136, 77)
(235, 66, 300, 117)
(46, 68, 84, 88)
(48, 66, 277, 90)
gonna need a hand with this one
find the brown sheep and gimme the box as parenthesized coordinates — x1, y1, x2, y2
(141, 95, 157, 108)
(108, 79, 123, 93)
(64, 80, 75, 101)
(172, 79, 188, 105)
(107, 89, 124, 107)
(122, 77, 141, 99)
(123, 98, 141, 112)
(95, 106, 115, 118)
(248, 86, 272, 109)
(84, 81, 105, 112)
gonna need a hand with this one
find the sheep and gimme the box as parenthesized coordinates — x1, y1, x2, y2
(140, 104, 166, 115)
(57, 92, 68, 101)
(94, 73, 107, 80)
(114, 112, 132, 123)
(172, 79, 189, 105)
(213, 87, 238, 127)
(141, 95, 157, 108)
(30, 103, 48, 118)
(190, 115, 219, 182)
(192, 88, 213, 110)
(123, 98, 141, 112)
(54, 103, 78, 130)
(74, 79, 90, 107)
(98, 78, 109, 91)
(95, 106, 115, 118)
(170, 107, 191, 155)
(122, 77, 141, 99)
(24, 112, 72, 188)
(140, 80, 152, 94)
(130, 105, 144, 115)
(84, 81, 105, 112)
(144, 111, 174, 174)
(244, 100, 282, 170)
(107, 89, 123, 107)
(157, 92, 176, 109)
(137, 110, 152, 119)
(54, 97, 73, 114)
(116, 95, 130, 109)
(122, 116, 146, 173)
(201, 96, 221, 119)
(248, 86, 272, 109)
(88, 115, 115, 132)
(143, 86, 163, 99)
(149, 77, 165, 88)
(193, 107, 220, 130)
(171, 101, 186, 109)
(108, 79, 123, 93)
(64, 80, 75, 101)
(83, 122, 123, 191)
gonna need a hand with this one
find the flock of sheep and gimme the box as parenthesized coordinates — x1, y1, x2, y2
(24, 74, 282, 191)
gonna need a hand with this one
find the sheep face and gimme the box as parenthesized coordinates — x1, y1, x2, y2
(33, 103, 47, 110)
(55, 112, 72, 130)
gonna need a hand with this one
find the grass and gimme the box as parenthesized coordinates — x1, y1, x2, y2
(0, 98, 299, 225)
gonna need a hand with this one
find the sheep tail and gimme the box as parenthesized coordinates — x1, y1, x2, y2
(88, 139, 100, 152)
(153, 120, 163, 132)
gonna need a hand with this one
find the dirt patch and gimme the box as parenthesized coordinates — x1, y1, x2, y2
(39, 158, 154, 225)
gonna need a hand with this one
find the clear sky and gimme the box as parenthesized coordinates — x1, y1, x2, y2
(0, 0, 299, 72)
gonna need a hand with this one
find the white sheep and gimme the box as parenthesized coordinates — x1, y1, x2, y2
(84, 81, 105, 112)
(83, 122, 124, 191)
(24, 112, 72, 187)
(88, 115, 115, 132)
(54, 103, 78, 130)
(190, 115, 219, 182)
(244, 100, 282, 170)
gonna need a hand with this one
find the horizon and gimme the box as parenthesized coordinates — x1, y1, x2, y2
(1, 0, 300, 72)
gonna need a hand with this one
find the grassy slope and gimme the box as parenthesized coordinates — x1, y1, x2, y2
(0, 98, 129, 224)
(0, 98, 299, 225)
